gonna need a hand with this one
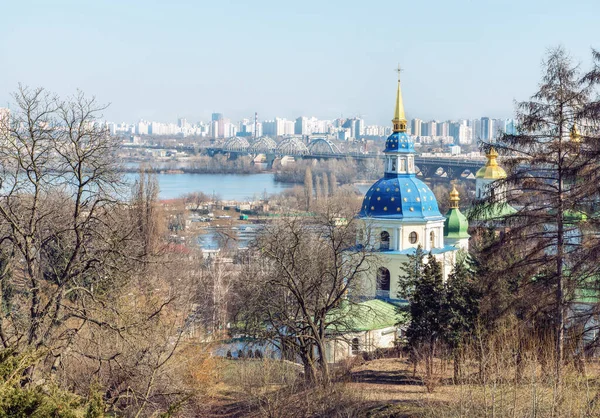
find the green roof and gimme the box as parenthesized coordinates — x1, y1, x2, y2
(326, 299, 406, 333)
(559, 209, 588, 224)
(468, 202, 517, 222)
(574, 286, 599, 304)
(444, 207, 470, 239)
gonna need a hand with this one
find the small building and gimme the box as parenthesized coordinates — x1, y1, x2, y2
(324, 299, 403, 363)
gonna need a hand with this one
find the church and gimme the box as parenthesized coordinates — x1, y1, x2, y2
(356, 72, 470, 303)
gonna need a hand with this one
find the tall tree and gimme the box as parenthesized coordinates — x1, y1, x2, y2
(445, 253, 480, 382)
(303, 166, 313, 211)
(329, 172, 338, 196)
(322, 174, 330, 200)
(398, 247, 447, 391)
(234, 198, 374, 384)
(0, 87, 139, 360)
(315, 176, 323, 202)
(474, 47, 600, 385)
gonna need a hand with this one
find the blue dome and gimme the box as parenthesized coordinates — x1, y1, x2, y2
(384, 132, 415, 153)
(359, 176, 443, 220)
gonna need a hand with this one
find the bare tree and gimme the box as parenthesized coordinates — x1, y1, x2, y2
(303, 167, 313, 211)
(233, 196, 375, 384)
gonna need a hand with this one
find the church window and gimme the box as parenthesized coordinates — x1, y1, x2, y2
(430, 231, 435, 248)
(351, 338, 360, 355)
(380, 231, 390, 250)
(377, 267, 391, 291)
(392, 160, 396, 171)
(409, 231, 418, 244)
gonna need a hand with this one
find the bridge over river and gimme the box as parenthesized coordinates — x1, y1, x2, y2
(205, 136, 486, 181)
(124, 137, 487, 181)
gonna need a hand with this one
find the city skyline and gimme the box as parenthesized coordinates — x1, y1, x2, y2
(110, 113, 513, 146)
(2, 0, 598, 125)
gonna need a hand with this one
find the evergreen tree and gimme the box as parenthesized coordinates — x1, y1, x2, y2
(398, 247, 446, 391)
(445, 253, 480, 382)
(473, 47, 600, 385)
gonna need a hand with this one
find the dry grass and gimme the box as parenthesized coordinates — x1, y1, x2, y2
(203, 347, 600, 417)
(350, 356, 600, 417)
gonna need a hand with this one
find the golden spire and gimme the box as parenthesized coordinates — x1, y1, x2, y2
(392, 64, 407, 133)
(570, 123, 581, 143)
(449, 183, 460, 209)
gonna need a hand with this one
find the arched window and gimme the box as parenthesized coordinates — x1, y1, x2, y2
(351, 337, 360, 355)
(430, 231, 435, 248)
(377, 267, 390, 291)
(409, 231, 418, 244)
(380, 231, 390, 251)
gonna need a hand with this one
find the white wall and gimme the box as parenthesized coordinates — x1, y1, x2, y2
(325, 326, 398, 363)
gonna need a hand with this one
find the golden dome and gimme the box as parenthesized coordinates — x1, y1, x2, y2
(449, 184, 460, 209)
(476, 147, 507, 179)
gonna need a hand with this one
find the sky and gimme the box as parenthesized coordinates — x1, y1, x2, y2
(1, 0, 599, 125)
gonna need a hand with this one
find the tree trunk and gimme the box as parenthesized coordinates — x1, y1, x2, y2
(453, 348, 461, 384)
(555, 120, 566, 388)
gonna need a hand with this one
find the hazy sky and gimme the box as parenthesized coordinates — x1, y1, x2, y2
(1, 0, 598, 125)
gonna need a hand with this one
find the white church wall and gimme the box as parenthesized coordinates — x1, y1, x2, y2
(325, 326, 398, 363)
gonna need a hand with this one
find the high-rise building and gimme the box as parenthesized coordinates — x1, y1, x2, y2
(449, 122, 473, 145)
(436, 121, 449, 137)
(481, 117, 492, 141)
(211, 113, 223, 122)
(422, 120, 437, 137)
(295, 116, 308, 135)
(342, 117, 364, 139)
(491, 118, 505, 140)
(504, 118, 516, 135)
(135, 120, 148, 135)
(468, 119, 482, 140)
(411, 118, 422, 137)
(262, 120, 276, 137)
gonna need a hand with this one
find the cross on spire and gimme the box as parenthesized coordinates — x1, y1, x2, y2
(395, 64, 403, 82)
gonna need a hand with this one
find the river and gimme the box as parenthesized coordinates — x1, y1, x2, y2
(124, 172, 297, 200)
